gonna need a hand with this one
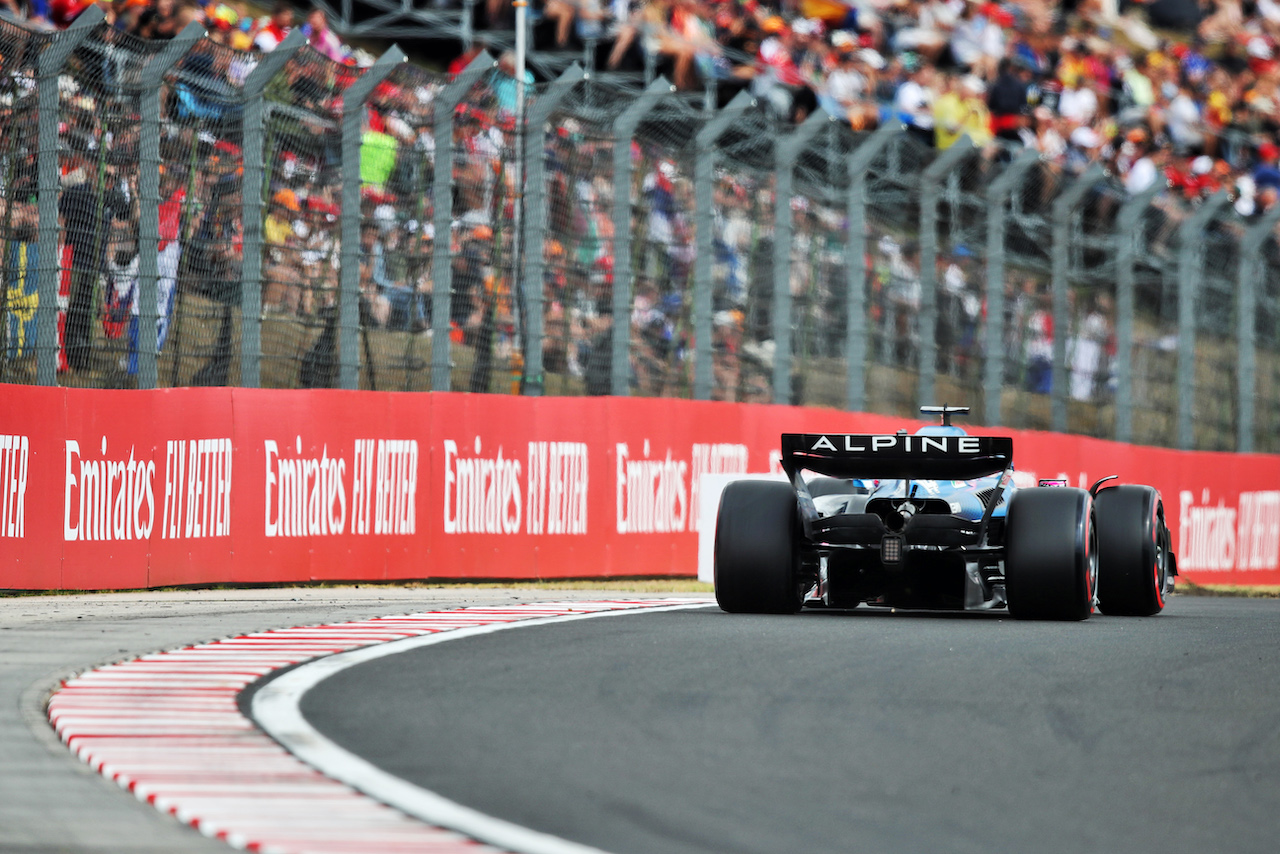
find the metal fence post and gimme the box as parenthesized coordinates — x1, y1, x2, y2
(1113, 182, 1161, 444)
(461, 0, 475, 48)
(1237, 205, 1280, 453)
(1176, 190, 1230, 450)
(136, 22, 204, 390)
(693, 89, 752, 400)
(917, 136, 973, 411)
(239, 29, 306, 389)
(1050, 163, 1104, 433)
(522, 64, 585, 396)
(430, 51, 494, 392)
(772, 109, 830, 405)
(339, 46, 404, 390)
(982, 149, 1039, 426)
(610, 77, 672, 396)
(845, 122, 901, 412)
(34, 6, 102, 386)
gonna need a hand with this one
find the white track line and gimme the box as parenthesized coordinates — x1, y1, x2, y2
(50, 598, 713, 854)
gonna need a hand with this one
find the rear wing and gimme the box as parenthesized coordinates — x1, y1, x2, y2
(781, 433, 1013, 481)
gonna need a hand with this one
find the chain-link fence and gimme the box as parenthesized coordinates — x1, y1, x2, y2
(0, 17, 48, 385)
(710, 105, 777, 405)
(3, 10, 1280, 455)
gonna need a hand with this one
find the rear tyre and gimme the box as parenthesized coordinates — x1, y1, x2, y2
(1095, 485, 1168, 616)
(714, 480, 801, 614)
(1004, 488, 1096, 621)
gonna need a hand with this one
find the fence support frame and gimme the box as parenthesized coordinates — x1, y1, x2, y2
(1113, 182, 1161, 444)
(981, 149, 1039, 426)
(239, 28, 306, 389)
(34, 6, 103, 386)
(136, 22, 205, 390)
(1237, 204, 1280, 453)
(844, 122, 901, 412)
(521, 64, 585, 396)
(772, 109, 831, 405)
(1176, 190, 1230, 450)
(1049, 163, 1104, 433)
(916, 136, 974, 412)
(610, 77, 672, 396)
(692, 90, 753, 400)
(430, 52, 495, 392)
(338, 47, 404, 390)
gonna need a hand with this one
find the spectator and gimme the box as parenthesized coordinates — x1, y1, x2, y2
(608, 0, 715, 91)
(126, 170, 186, 377)
(60, 131, 130, 372)
(371, 224, 427, 332)
(298, 194, 338, 316)
(934, 73, 993, 150)
(1119, 53, 1157, 117)
(254, 1, 295, 52)
(491, 50, 534, 120)
(988, 57, 1031, 143)
(1066, 124, 1104, 173)
(302, 6, 344, 63)
(894, 56, 935, 144)
(1024, 290, 1053, 394)
(134, 0, 192, 40)
(545, 0, 603, 49)
(750, 16, 807, 118)
(1125, 136, 1166, 194)
(111, 0, 151, 34)
(1167, 78, 1208, 155)
(886, 240, 921, 366)
(949, 1, 1003, 80)
(263, 188, 304, 313)
(185, 170, 243, 307)
(48, 0, 92, 28)
(1253, 141, 1280, 192)
(4, 199, 40, 362)
(448, 40, 487, 76)
(1070, 292, 1112, 402)
(821, 37, 878, 130)
(891, 0, 954, 65)
(1058, 63, 1100, 127)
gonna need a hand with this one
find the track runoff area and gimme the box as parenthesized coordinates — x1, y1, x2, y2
(51, 596, 1280, 854)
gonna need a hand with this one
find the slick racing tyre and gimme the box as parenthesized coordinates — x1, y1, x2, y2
(1004, 487, 1097, 621)
(714, 480, 801, 614)
(1095, 485, 1169, 616)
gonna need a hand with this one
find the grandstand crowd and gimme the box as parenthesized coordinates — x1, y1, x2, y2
(3, 0, 1277, 402)
(18, 0, 1271, 208)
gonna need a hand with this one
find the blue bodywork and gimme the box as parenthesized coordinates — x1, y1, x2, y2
(849, 424, 1015, 522)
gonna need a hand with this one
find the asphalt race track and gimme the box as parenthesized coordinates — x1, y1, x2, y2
(301, 598, 1280, 854)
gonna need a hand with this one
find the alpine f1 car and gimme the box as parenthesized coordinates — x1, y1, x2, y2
(714, 406, 1177, 620)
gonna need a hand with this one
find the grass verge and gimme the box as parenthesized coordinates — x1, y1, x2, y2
(1174, 581, 1280, 598)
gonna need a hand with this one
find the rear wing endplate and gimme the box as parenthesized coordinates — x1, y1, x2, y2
(781, 433, 1013, 481)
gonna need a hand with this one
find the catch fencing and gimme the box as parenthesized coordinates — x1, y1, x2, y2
(3, 8, 1279, 453)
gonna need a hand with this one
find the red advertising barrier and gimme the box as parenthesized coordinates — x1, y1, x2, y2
(2, 385, 1278, 590)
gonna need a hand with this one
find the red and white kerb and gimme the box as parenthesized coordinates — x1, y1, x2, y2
(48, 599, 703, 854)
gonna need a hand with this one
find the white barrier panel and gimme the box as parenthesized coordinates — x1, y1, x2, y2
(696, 473, 789, 584)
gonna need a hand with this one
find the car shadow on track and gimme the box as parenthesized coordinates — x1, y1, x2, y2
(797, 606, 1006, 621)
